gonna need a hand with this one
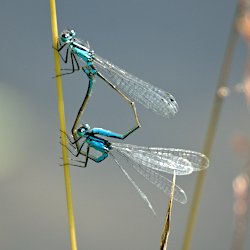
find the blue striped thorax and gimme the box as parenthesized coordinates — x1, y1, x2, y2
(70, 42, 93, 63)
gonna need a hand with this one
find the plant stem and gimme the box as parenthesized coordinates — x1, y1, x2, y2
(49, 1, 78, 249)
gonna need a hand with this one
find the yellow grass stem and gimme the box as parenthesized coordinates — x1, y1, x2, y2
(49, 1, 78, 250)
(181, 7, 239, 250)
(160, 174, 176, 250)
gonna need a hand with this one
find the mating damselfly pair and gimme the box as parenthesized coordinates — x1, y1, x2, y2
(55, 29, 209, 214)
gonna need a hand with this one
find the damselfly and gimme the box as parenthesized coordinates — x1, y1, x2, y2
(55, 29, 178, 152)
(61, 124, 209, 215)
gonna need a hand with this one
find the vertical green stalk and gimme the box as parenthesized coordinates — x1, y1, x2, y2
(49, 1, 78, 249)
(182, 6, 239, 250)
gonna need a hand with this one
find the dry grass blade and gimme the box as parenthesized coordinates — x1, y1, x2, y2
(182, 5, 239, 250)
(160, 173, 176, 250)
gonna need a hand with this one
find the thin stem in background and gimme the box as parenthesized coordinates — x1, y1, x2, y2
(182, 5, 239, 250)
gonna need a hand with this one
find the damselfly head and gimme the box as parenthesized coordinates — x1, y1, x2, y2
(60, 29, 76, 43)
(77, 124, 90, 137)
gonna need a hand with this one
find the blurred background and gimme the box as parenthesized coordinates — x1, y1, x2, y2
(0, 0, 250, 249)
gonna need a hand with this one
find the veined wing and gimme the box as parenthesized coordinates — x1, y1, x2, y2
(147, 147, 209, 171)
(93, 54, 178, 117)
(112, 143, 209, 174)
(110, 149, 187, 204)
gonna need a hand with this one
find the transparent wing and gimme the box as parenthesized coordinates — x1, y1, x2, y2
(110, 153, 156, 215)
(112, 143, 209, 174)
(110, 148, 187, 204)
(93, 54, 178, 117)
(147, 147, 209, 171)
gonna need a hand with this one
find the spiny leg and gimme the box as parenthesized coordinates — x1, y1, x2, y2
(65, 146, 90, 168)
(69, 143, 109, 163)
(60, 54, 80, 72)
(60, 129, 82, 145)
(96, 71, 141, 139)
(60, 141, 83, 158)
(55, 53, 80, 77)
(62, 137, 108, 163)
(53, 39, 81, 76)
(60, 141, 92, 161)
(84, 146, 90, 168)
(60, 153, 87, 168)
(59, 131, 86, 157)
(60, 141, 107, 166)
(53, 40, 68, 62)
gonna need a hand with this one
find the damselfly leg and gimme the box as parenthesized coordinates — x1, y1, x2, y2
(60, 139, 108, 168)
(54, 41, 80, 77)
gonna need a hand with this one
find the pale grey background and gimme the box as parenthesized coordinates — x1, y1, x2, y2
(0, 0, 249, 249)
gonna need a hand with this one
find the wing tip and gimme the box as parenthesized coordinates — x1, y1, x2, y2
(174, 188, 188, 204)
